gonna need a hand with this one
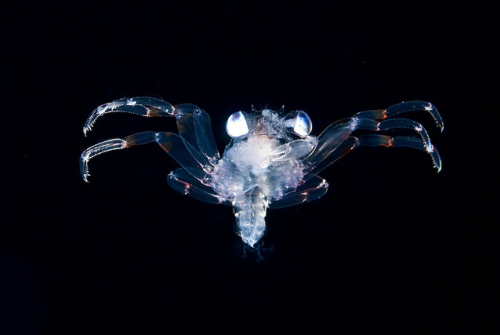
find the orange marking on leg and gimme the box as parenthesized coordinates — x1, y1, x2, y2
(377, 135, 393, 147)
(341, 141, 357, 156)
(177, 121, 187, 135)
(147, 107, 164, 117)
(376, 109, 388, 119)
(124, 134, 138, 147)
(177, 114, 193, 135)
(159, 140, 173, 153)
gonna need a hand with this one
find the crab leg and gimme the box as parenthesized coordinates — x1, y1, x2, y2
(80, 131, 214, 183)
(354, 100, 444, 132)
(354, 118, 433, 151)
(83, 97, 175, 135)
(268, 175, 329, 209)
(83, 97, 220, 164)
(356, 134, 442, 172)
(303, 101, 443, 176)
(167, 168, 231, 205)
(303, 133, 359, 177)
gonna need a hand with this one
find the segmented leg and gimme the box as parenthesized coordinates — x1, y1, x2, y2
(303, 133, 359, 176)
(80, 131, 214, 183)
(83, 97, 220, 164)
(269, 175, 329, 209)
(356, 134, 442, 171)
(167, 168, 231, 205)
(354, 118, 432, 150)
(83, 97, 175, 136)
(303, 100, 443, 176)
(354, 100, 444, 132)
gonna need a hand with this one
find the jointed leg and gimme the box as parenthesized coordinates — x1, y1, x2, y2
(83, 97, 220, 164)
(80, 131, 214, 183)
(269, 175, 329, 209)
(354, 100, 444, 131)
(353, 117, 432, 151)
(83, 97, 176, 136)
(167, 168, 231, 205)
(356, 134, 442, 172)
(303, 101, 443, 175)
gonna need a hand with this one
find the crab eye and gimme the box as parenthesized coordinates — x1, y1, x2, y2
(226, 111, 249, 137)
(284, 110, 312, 137)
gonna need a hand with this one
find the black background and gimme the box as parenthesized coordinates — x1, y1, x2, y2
(2, 1, 497, 334)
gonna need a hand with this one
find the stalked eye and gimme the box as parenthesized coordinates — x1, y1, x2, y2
(284, 110, 312, 137)
(226, 111, 249, 137)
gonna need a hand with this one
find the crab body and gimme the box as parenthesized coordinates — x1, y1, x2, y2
(80, 97, 443, 247)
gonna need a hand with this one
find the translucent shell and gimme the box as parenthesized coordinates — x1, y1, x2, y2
(80, 98, 443, 249)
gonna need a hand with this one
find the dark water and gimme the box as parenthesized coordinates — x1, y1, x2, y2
(3, 1, 495, 333)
